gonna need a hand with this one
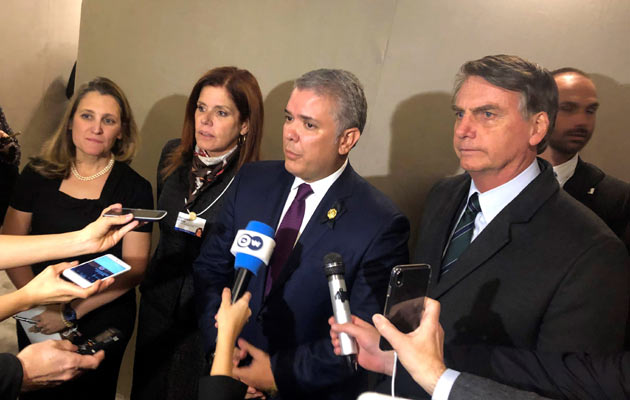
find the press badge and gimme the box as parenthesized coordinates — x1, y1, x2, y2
(175, 212, 206, 237)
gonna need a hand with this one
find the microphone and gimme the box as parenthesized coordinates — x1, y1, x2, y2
(229, 221, 276, 303)
(323, 252, 358, 371)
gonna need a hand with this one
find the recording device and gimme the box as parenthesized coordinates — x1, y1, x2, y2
(62, 254, 131, 288)
(379, 264, 431, 351)
(76, 328, 123, 355)
(323, 252, 358, 371)
(103, 207, 167, 221)
(229, 221, 276, 303)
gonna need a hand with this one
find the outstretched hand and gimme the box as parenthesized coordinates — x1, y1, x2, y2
(17, 340, 105, 391)
(373, 298, 447, 395)
(79, 204, 139, 254)
(329, 314, 395, 375)
(20, 261, 114, 308)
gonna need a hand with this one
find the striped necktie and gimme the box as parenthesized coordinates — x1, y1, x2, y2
(441, 193, 480, 275)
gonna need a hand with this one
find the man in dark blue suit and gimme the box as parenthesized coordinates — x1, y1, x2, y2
(193, 69, 409, 400)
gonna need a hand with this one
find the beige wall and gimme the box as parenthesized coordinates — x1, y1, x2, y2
(76, 0, 630, 247)
(0, 0, 81, 357)
(0, 0, 81, 163)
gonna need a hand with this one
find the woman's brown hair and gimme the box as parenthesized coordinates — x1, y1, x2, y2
(161, 66, 264, 179)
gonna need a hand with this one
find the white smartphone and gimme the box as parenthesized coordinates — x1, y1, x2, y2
(103, 208, 167, 221)
(62, 254, 131, 288)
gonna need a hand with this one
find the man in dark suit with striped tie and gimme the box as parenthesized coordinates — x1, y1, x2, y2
(396, 54, 628, 398)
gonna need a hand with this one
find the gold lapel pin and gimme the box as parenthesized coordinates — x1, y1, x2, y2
(327, 208, 337, 220)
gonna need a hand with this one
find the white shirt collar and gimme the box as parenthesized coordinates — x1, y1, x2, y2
(277, 159, 349, 240)
(552, 153, 579, 187)
(290, 158, 348, 197)
(469, 159, 541, 231)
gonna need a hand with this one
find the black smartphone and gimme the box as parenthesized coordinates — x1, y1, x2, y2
(103, 208, 167, 221)
(76, 328, 123, 355)
(379, 264, 431, 351)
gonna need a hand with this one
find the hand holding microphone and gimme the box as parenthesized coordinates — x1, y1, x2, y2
(229, 221, 276, 303)
(323, 252, 358, 371)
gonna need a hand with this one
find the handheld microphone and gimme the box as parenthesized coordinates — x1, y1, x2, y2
(230, 221, 275, 303)
(323, 252, 358, 371)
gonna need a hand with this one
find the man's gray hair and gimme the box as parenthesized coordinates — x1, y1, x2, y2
(295, 69, 367, 137)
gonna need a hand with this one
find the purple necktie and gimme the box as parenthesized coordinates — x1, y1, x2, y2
(265, 183, 313, 295)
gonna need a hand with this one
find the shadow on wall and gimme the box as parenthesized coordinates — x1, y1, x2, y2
(366, 92, 459, 256)
(584, 74, 630, 182)
(137, 94, 188, 188)
(261, 80, 294, 160)
(20, 78, 69, 165)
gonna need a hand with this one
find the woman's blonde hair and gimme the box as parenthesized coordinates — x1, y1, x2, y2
(30, 77, 139, 179)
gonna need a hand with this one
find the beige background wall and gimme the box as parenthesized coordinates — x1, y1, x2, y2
(0, 0, 82, 360)
(76, 0, 630, 246)
(0, 0, 81, 161)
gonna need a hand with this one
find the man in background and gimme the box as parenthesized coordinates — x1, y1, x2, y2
(541, 67, 630, 250)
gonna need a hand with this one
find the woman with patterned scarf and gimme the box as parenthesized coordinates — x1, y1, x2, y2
(132, 66, 264, 400)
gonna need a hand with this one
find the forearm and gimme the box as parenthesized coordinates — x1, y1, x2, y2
(0, 231, 92, 270)
(210, 332, 238, 376)
(0, 289, 35, 320)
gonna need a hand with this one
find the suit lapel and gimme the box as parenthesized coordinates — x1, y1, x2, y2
(265, 164, 356, 300)
(421, 176, 470, 290)
(250, 166, 294, 305)
(563, 157, 604, 207)
(433, 159, 559, 298)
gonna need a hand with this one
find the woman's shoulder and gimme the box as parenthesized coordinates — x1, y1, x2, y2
(19, 160, 52, 183)
(162, 138, 181, 155)
(113, 161, 152, 189)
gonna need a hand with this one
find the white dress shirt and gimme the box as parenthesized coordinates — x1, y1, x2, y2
(552, 153, 579, 187)
(466, 159, 541, 242)
(276, 159, 348, 243)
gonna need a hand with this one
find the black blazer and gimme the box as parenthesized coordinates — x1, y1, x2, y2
(391, 159, 629, 399)
(0, 353, 22, 400)
(414, 159, 627, 352)
(563, 157, 630, 252)
(446, 345, 630, 400)
(198, 375, 247, 400)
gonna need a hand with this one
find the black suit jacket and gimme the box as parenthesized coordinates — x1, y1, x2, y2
(446, 346, 630, 400)
(394, 159, 628, 398)
(194, 161, 409, 400)
(198, 375, 247, 400)
(0, 353, 22, 400)
(563, 157, 630, 252)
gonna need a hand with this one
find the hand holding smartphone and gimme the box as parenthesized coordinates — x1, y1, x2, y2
(379, 264, 431, 351)
(103, 208, 167, 221)
(62, 254, 131, 288)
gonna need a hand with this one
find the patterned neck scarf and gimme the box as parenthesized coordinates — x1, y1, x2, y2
(187, 145, 238, 206)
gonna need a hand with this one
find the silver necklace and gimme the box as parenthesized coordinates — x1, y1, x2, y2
(71, 157, 115, 181)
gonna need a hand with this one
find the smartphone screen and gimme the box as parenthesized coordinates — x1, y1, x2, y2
(379, 264, 431, 351)
(63, 255, 131, 287)
(103, 208, 167, 221)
